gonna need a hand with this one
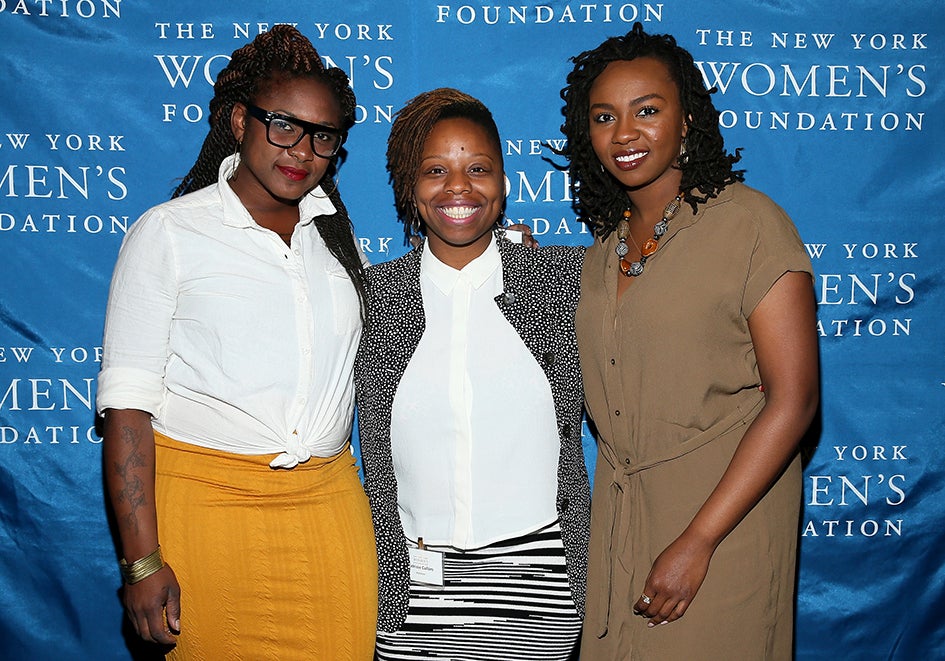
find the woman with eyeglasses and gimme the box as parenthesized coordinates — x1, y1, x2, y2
(97, 26, 377, 659)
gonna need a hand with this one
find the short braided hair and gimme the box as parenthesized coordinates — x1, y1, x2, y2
(172, 25, 366, 321)
(560, 22, 744, 237)
(386, 88, 502, 246)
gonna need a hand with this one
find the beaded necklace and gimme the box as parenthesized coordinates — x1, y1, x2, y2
(615, 192, 684, 277)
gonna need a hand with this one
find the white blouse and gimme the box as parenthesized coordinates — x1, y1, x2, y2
(389, 236, 560, 549)
(97, 155, 364, 468)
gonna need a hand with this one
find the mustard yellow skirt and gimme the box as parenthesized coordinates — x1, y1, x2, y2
(153, 432, 378, 660)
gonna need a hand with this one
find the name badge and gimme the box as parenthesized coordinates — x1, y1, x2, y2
(408, 546, 444, 586)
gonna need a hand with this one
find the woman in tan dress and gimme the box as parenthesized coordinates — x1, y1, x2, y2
(558, 24, 819, 659)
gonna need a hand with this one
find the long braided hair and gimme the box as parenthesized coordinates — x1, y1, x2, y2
(386, 88, 503, 246)
(172, 25, 367, 321)
(560, 22, 745, 238)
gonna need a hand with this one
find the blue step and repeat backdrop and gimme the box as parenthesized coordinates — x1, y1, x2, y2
(2, 1, 943, 659)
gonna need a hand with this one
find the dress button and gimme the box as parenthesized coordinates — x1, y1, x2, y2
(543, 351, 555, 365)
(610, 358, 616, 365)
(559, 497, 570, 513)
(614, 410, 620, 416)
(561, 424, 572, 437)
(625, 458, 631, 465)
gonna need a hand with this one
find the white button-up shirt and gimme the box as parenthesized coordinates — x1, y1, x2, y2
(389, 237, 560, 549)
(97, 155, 364, 468)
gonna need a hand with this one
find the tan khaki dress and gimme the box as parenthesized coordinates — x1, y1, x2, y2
(577, 183, 812, 660)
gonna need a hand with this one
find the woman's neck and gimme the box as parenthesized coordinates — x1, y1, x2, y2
(627, 179, 683, 230)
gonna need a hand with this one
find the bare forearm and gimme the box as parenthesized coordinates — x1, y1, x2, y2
(103, 408, 159, 560)
(684, 390, 817, 549)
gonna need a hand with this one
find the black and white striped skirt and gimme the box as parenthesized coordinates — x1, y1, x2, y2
(375, 521, 581, 661)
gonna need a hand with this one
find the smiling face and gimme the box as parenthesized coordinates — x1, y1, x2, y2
(229, 75, 343, 209)
(413, 117, 505, 269)
(588, 57, 688, 197)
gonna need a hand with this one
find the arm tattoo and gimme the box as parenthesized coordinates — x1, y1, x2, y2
(112, 425, 148, 537)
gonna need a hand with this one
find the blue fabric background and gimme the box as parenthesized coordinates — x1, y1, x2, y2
(2, 2, 942, 658)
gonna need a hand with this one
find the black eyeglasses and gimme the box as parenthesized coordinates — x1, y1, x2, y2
(245, 104, 345, 158)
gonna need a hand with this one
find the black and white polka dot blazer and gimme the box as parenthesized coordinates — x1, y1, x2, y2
(355, 236, 590, 632)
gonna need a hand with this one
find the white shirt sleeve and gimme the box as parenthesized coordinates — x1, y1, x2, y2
(97, 208, 178, 417)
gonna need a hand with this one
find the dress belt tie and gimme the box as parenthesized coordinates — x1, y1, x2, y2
(589, 395, 765, 638)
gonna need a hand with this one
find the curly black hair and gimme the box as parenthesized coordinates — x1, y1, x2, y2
(560, 22, 744, 237)
(170, 25, 365, 321)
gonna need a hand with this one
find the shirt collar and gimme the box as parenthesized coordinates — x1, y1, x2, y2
(421, 233, 502, 295)
(217, 154, 337, 229)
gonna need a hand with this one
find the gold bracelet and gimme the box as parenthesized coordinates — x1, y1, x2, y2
(119, 546, 165, 585)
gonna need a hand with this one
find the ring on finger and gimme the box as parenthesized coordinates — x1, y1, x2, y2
(641, 593, 652, 605)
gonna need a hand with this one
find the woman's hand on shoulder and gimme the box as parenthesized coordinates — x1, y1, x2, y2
(504, 223, 539, 248)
